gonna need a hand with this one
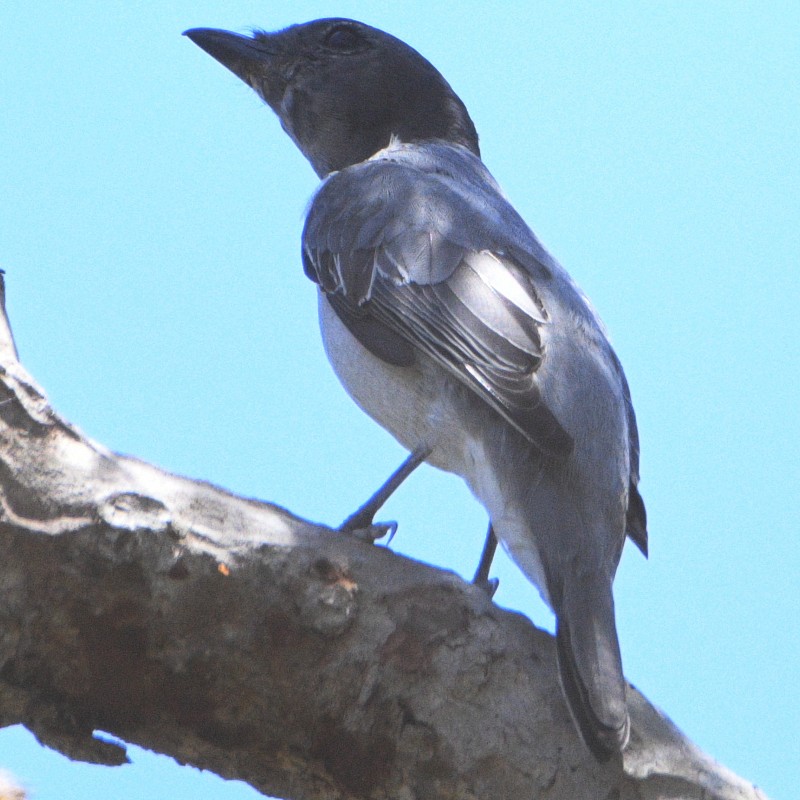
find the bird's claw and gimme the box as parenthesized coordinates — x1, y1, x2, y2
(338, 518, 397, 544)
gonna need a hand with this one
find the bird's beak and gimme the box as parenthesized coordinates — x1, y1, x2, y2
(183, 28, 281, 99)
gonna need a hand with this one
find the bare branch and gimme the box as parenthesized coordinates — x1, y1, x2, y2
(0, 276, 767, 799)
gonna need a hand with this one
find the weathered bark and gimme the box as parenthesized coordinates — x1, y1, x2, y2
(0, 276, 766, 800)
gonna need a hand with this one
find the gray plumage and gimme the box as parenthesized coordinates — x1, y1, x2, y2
(185, 17, 647, 759)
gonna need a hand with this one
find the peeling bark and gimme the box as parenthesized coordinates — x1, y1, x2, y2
(0, 275, 767, 799)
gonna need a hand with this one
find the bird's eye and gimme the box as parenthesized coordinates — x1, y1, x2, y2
(323, 25, 364, 51)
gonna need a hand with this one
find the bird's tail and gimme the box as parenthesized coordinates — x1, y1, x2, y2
(555, 578, 629, 760)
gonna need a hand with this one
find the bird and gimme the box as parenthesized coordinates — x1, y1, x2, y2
(184, 18, 648, 760)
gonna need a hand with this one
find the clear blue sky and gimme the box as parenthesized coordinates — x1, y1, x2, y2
(1, 3, 798, 799)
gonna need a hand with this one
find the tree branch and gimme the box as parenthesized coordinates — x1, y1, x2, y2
(0, 275, 766, 799)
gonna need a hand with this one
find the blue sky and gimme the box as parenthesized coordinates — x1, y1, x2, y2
(1, 3, 798, 799)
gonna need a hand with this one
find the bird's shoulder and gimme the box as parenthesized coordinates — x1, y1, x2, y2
(303, 140, 559, 288)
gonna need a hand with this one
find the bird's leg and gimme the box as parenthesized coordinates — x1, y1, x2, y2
(473, 524, 499, 598)
(339, 446, 430, 542)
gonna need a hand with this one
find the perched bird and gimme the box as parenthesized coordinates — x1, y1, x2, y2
(185, 18, 647, 759)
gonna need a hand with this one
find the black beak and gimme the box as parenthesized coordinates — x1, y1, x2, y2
(183, 28, 273, 84)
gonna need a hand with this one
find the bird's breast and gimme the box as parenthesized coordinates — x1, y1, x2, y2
(318, 292, 471, 474)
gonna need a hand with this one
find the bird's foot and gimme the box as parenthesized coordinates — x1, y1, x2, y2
(335, 446, 430, 545)
(473, 575, 500, 599)
(338, 513, 397, 544)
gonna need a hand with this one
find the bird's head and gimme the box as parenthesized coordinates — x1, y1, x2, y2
(184, 18, 479, 177)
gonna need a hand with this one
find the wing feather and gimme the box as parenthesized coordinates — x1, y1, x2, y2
(302, 153, 576, 454)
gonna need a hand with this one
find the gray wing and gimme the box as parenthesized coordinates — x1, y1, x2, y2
(302, 158, 573, 456)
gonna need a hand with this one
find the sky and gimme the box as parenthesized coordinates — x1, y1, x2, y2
(1, 3, 798, 799)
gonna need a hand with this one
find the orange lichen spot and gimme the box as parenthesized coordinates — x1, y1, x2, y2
(313, 557, 358, 592)
(336, 576, 358, 592)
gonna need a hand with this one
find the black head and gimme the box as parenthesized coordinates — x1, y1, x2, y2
(184, 18, 479, 177)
